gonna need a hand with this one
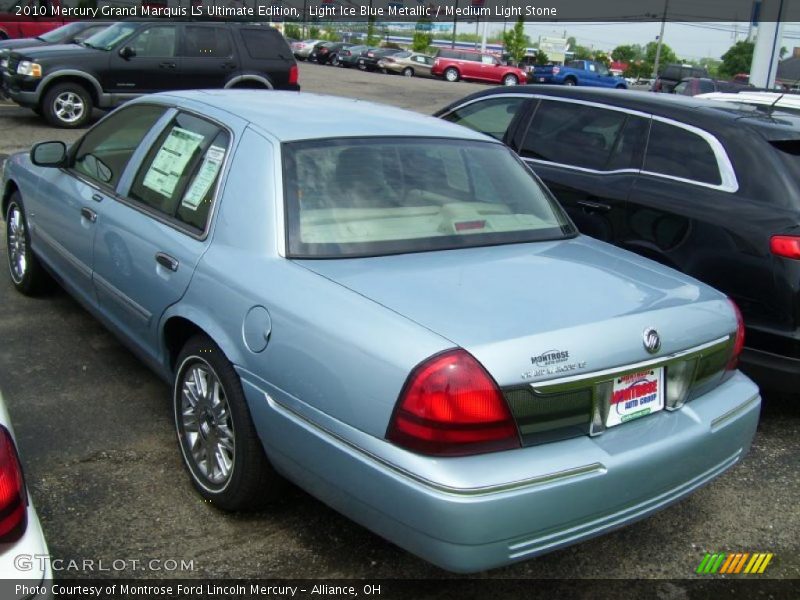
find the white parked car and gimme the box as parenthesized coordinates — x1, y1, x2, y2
(0, 391, 51, 599)
(697, 91, 800, 116)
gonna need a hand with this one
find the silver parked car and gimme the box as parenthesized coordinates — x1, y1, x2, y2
(2, 91, 760, 573)
(379, 52, 435, 77)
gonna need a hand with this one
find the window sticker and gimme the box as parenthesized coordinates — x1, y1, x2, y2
(143, 127, 204, 198)
(181, 145, 226, 210)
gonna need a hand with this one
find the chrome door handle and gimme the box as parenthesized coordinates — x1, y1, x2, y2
(577, 200, 612, 213)
(91, 193, 104, 203)
(80, 207, 97, 222)
(155, 252, 179, 272)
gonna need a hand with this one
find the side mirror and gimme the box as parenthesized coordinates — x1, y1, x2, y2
(119, 46, 136, 59)
(31, 141, 67, 168)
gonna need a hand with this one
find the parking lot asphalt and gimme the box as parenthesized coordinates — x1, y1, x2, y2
(0, 63, 798, 587)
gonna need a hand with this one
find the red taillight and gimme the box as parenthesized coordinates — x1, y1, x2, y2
(0, 426, 27, 543)
(770, 235, 800, 259)
(727, 299, 745, 371)
(289, 64, 298, 86)
(386, 349, 520, 456)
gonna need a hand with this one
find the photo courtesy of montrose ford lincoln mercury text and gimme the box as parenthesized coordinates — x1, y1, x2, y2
(1, 90, 760, 573)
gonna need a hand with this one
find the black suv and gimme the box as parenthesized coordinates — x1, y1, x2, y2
(4, 21, 299, 128)
(437, 86, 800, 391)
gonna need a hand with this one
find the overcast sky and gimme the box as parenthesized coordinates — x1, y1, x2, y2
(483, 21, 800, 60)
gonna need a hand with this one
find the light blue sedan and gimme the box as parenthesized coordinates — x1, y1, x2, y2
(1, 91, 760, 573)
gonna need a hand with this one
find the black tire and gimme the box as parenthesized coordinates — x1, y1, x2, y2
(444, 67, 460, 82)
(357, 60, 367, 71)
(330, 54, 340, 67)
(42, 82, 93, 129)
(502, 74, 519, 86)
(403, 67, 414, 77)
(564, 77, 577, 86)
(5, 192, 52, 296)
(174, 334, 284, 511)
(616, 84, 627, 89)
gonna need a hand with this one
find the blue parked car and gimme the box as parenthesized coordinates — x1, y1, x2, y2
(532, 59, 628, 88)
(2, 91, 759, 573)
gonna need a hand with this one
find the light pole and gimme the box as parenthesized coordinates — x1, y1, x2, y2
(651, 0, 669, 80)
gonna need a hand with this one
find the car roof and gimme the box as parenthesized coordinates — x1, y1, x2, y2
(438, 85, 800, 134)
(157, 90, 496, 142)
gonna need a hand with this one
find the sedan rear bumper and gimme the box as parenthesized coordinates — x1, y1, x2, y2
(242, 370, 760, 573)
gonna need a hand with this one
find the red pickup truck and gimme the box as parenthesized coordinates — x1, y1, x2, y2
(0, 0, 67, 40)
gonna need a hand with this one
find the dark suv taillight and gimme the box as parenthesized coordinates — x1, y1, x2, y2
(770, 235, 800, 259)
(0, 425, 27, 543)
(386, 349, 520, 456)
(289, 64, 298, 86)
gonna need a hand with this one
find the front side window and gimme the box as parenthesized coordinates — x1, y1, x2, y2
(128, 26, 176, 58)
(520, 100, 628, 171)
(283, 138, 574, 258)
(643, 121, 722, 185)
(72, 105, 166, 189)
(129, 112, 230, 231)
(442, 97, 526, 141)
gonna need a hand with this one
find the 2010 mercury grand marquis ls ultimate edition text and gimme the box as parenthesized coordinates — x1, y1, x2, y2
(1, 90, 760, 573)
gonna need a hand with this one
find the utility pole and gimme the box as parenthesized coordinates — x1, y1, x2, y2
(651, 0, 669, 79)
(480, 19, 488, 52)
(452, 0, 458, 48)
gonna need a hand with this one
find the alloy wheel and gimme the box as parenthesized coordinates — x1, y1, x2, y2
(6, 204, 26, 284)
(53, 91, 85, 124)
(178, 361, 236, 487)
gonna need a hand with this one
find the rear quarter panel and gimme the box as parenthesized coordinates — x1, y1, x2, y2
(164, 126, 453, 439)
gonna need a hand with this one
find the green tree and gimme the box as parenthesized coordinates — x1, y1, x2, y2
(502, 17, 529, 64)
(366, 16, 380, 46)
(611, 44, 637, 63)
(719, 41, 754, 78)
(308, 25, 321, 39)
(572, 44, 593, 60)
(284, 23, 301, 39)
(534, 50, 550, 65)
(412, 17, 433, 52)
(645, 41, 677, 75)
(594, 51, 611, 66)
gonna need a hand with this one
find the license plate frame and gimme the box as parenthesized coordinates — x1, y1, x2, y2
(606, 367, 665, 428)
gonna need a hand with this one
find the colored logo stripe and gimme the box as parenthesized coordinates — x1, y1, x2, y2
(698, 552, 774, 574)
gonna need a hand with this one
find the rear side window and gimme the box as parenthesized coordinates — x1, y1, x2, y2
(520, 100, 628, 171)
(129, 112, 230, 232)
(438, 49, 459, 59)
(442, 97, 526, 141)
(643, 121, 722, 185)
(183, 26, 233, 58)
(240, 28, 289, 59)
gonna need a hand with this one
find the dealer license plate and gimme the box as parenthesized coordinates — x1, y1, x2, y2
(606, 367, 664, 428)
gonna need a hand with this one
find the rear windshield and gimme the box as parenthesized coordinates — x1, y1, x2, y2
(283, 137, 575, 258)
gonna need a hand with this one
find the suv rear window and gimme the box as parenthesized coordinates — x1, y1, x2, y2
(183, 26, 233, 58)
(240, 28, 289, 59)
